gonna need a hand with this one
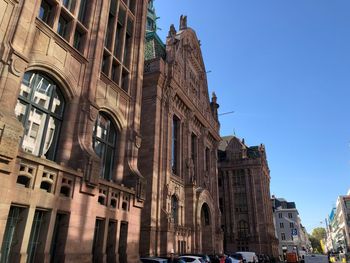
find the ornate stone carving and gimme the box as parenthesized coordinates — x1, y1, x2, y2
(9, 54, 27, 77)
(88, 104, 98, 121)
(186, 158, 196, 185)
(168, 24, 177, 39)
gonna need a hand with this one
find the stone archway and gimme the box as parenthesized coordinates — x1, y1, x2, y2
(200, 203, 213, 254)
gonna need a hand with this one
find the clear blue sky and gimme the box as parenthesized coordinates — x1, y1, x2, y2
(154, 0, 350, 233)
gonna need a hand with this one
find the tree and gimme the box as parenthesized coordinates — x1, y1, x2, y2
(312, 227, 326, 241)
(310, 227, 326, 254)
(309, 236, 322, 253)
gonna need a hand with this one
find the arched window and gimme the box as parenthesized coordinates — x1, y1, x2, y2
(201, 203, 210, 226)
(171, 195, 178, 225)
(92, 113, 117, 180)
(238, 220, 249, 238)
(14, 72, 65, 161)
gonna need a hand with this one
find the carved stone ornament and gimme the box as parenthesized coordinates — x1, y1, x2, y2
(10, 54, 27, 77)
(89, 105, 98, 121)
(168, 24, 177, 38)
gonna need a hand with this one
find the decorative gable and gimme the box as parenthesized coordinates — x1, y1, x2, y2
(165, 17, 214, 123)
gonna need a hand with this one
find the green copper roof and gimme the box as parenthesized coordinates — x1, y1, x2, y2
(146, 0, 158, 33)
(145, 31, 166, 61)
(247, 146, 261, 158)
(144, 0, 165, 61)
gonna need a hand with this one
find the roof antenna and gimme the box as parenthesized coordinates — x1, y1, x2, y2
(218, 111, 234, 116)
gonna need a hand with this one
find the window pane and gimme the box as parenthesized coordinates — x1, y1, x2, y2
(95, 116, 108, 140)
(93, 140, 105, 158)
(105, 13, 115, 49)
(32, 74, 54, 107)
(43, 117, 61, 160)
(129, 0, 136, 14)
(22, 108, 47, 155)
(108, 123, 116, 144)
(32, 82, 52, 110)
(118, 6, 126, 25)
(0, 207, 24, 263)
(63, 0, 75, 12)
(38, 0, 52, 25)
(19, 80, 32, 100)
(78, 0, 87, 24)
(27, 211, 45, 263)
(51, 88, 65, 116)
(73, 30, 83, 52)
(103, 146, 114, 180)
(22, 72, 34, 88)
(114, 24, 123, 58)
(15, 100, 28, 124)
(102, 53, 110, 75)
(57, 16, 68, 39)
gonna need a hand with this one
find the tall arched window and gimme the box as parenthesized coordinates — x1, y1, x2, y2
(171, 195, 178, 225)
(14, 72, 65, 161)
(92, 113, 117, 180)
(201, 203, 210, 226)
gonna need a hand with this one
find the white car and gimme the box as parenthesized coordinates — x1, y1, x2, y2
(179, 255, 205, 262)
(140, 257, 168, 263)
(235, 252, 258, 263)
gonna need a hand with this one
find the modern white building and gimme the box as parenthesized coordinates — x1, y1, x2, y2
(272, 196, 311, 258)
(326, 195, 350, 253)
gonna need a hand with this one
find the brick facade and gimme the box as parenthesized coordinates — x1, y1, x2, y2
(218, 136, 279, 257)
(139, 16, 223, 257)
(0, 0, 147, 262)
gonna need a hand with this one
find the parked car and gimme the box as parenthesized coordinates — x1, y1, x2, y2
(140, 257, 169, 263)
(226, 256, 242, 263)
(179, 255, 205, 263)
(235, 252, 258, 263)
(181, 254, 210, 262)
(231, 253, 245, 263)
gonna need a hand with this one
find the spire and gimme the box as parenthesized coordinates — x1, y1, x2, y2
(179, 15, 187, 30)
(146, 0, 158, 33)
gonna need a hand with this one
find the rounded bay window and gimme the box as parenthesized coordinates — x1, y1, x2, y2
(14, 72, 65, 161)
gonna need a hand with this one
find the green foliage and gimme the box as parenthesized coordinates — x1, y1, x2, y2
(309, 227, 326, 253)
(312, 227, 326, 241)
(309, 236, 322, 253)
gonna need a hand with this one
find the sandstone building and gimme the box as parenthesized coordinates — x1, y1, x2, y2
(139, 5, 223, 257)
(218, 136, 278, 257)
(0, 0, 148, 262)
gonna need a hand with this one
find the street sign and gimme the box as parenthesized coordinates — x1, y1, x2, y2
(292, 229, 298, 236)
